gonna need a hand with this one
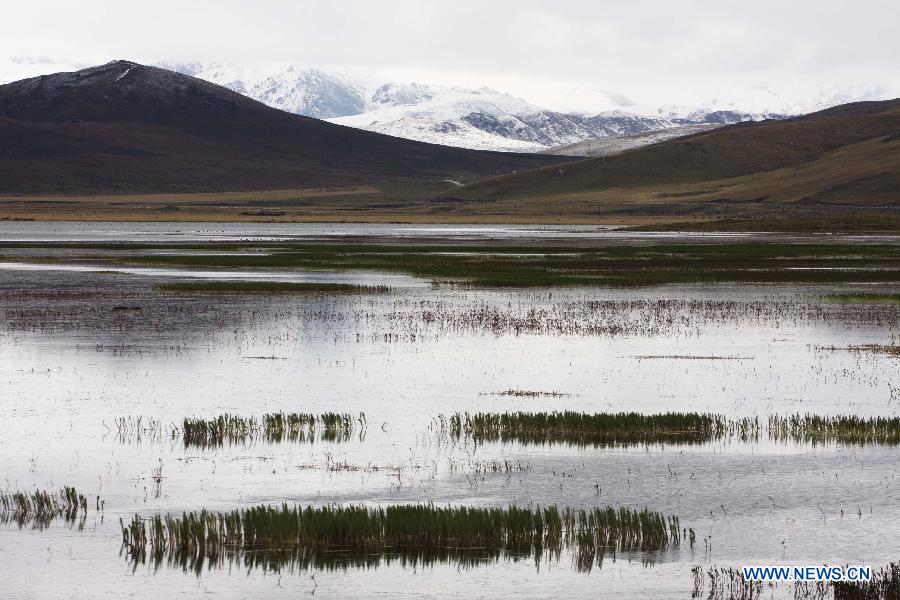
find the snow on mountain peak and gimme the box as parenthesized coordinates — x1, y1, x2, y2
(6, 58, 891, 153)
(152, 62, 793, 151)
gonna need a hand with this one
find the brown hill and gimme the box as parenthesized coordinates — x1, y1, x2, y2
(445, 99, 900, 225)
(0, 61, 567, 195)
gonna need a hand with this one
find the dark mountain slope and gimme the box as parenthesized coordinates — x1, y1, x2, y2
(0, 61, 567, 194)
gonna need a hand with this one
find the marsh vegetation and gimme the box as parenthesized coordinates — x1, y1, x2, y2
(3, 230, 900, 598)
(115, 242, 900, 287)
(437, 412, 900, 447)
(179, 413, 362, 446)
(0, 487, 92, 530)
(120, 503, 690, 574)
(438, 411, 744, 447)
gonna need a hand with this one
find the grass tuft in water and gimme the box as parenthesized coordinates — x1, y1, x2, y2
(180, 412, 361, 447)
(769, 414, 900, 445)
(0, 487, 91, 530)
(118, 242, 900, 288)
(120, 503, 691, 574)
(437, 412, 759, 447)
(438, 411, 900, 447)
(824, 293, 900, 305)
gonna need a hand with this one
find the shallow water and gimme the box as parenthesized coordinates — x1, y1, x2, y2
(1, 249, 899, 597)
(2, 220, 900, 244)
(0, 260, 426, 287)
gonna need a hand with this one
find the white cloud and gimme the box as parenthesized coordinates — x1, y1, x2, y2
(1, 0, 897, 108)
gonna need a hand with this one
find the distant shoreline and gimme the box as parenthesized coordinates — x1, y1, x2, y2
(1, 191, 898, 232)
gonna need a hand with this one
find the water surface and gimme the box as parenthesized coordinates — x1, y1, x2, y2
(1, 233, 899, 598)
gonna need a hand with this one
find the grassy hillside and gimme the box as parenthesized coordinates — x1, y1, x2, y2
(441, 99, 900, 228)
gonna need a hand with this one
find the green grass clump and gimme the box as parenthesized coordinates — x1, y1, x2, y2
(181, 414, 257, 448)
(156, 281, 389, 294)
(769, 414, 900, 445)
(0, 487, 89, 529)
(439, 411, 900, 447)
(118, 242, 900, 287)
(825, 293, 900, 304)
(120, 503, 691, 574)
(441, 411, 754, 447)
(261, 412, 359, 443)
(180, 412, 360, 447)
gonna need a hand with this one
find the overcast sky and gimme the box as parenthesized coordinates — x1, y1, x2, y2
(2, 0, 898, 110)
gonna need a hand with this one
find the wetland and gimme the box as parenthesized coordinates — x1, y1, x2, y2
(1, 223, 899, 598)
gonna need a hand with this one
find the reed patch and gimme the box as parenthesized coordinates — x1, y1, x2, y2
(181, 413, 363, 447)
(0, 487, 94, 530)
(436, 412, 900, 447)
(115, 413, 365, 447)
(120, 503, 692, 574)
(769, 414, 900, 445)
(436, 412, 759, 447)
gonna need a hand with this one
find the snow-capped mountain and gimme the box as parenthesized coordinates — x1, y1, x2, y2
(331, 93, 782, 152)
(0, 58, 831, 152)
(158, 62, 368, 119)
(153, 62, 787, 152)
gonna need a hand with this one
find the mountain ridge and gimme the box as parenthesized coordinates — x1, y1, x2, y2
(166, 62, 784, 152)
(0, 60, 568, 195)
(8, 59, 887, 154)
(441, 98, 900, 223)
